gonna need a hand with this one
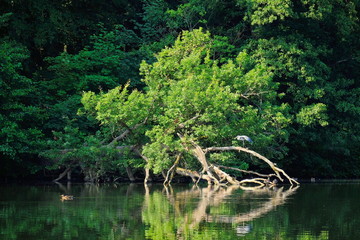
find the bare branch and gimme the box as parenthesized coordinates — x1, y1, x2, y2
(53, 167, 72, 182)
(216, 164, 277, 179)
(334, 57, 355, 65)
(176, 167, 213, 185)
(205, 146, 299, 185)
(177, 133, 220, 185)
(132, 147, 152, 184)
(212, 165, 240, 185)
(177, 114, 200, 129)
(107, 120, 147, 146)
(59, 149, 75, 154)
(164, 154, 182, 186)
(240, 91, 271, 99)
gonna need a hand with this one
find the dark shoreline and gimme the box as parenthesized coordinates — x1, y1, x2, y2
(2, 178, 360, 186)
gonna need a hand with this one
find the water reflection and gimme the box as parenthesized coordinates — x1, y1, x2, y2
(142, 184, 298, 239)
(0, 183, 147, 240)
(1, 183, 360, 240)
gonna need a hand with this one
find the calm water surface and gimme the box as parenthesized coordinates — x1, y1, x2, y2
(0, 182, 359, 240)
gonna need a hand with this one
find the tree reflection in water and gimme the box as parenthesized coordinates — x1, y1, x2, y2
(3, 183, 360, 239)
(142, 185, 299, 239)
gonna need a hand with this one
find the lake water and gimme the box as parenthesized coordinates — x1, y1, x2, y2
(0, 182, 359, 240)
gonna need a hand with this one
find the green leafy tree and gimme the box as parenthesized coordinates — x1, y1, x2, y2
(80, 29, 293, 184)
(0, 40, 43, 176)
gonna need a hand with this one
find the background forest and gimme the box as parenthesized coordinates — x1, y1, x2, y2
(1, 0, 359, 182)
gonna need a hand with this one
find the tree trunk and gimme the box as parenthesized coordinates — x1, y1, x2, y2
(132, 147, 152, 184)
(126, 167, 135, 182)
(53, 167, 71, 182)
(177, 133, 236, 185)
(164, 154, 182, 186)
(67, 169, 72, 181)
(144, 168, 152, 184)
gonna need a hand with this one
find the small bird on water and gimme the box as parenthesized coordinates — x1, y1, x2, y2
(60, 194, 74, 201)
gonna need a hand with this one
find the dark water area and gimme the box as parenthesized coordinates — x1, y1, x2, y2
(0, 182, 359, 240)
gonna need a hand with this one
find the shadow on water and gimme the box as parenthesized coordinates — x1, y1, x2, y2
(0, 182, 360, 239)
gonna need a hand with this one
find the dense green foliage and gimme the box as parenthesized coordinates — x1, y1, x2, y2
(0, 39, 43, 176)
(80, 29, 290, 181)
(0, 0, 359, 180)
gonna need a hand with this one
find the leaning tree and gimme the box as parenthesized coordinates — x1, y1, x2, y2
(81, 29, 298, 186)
